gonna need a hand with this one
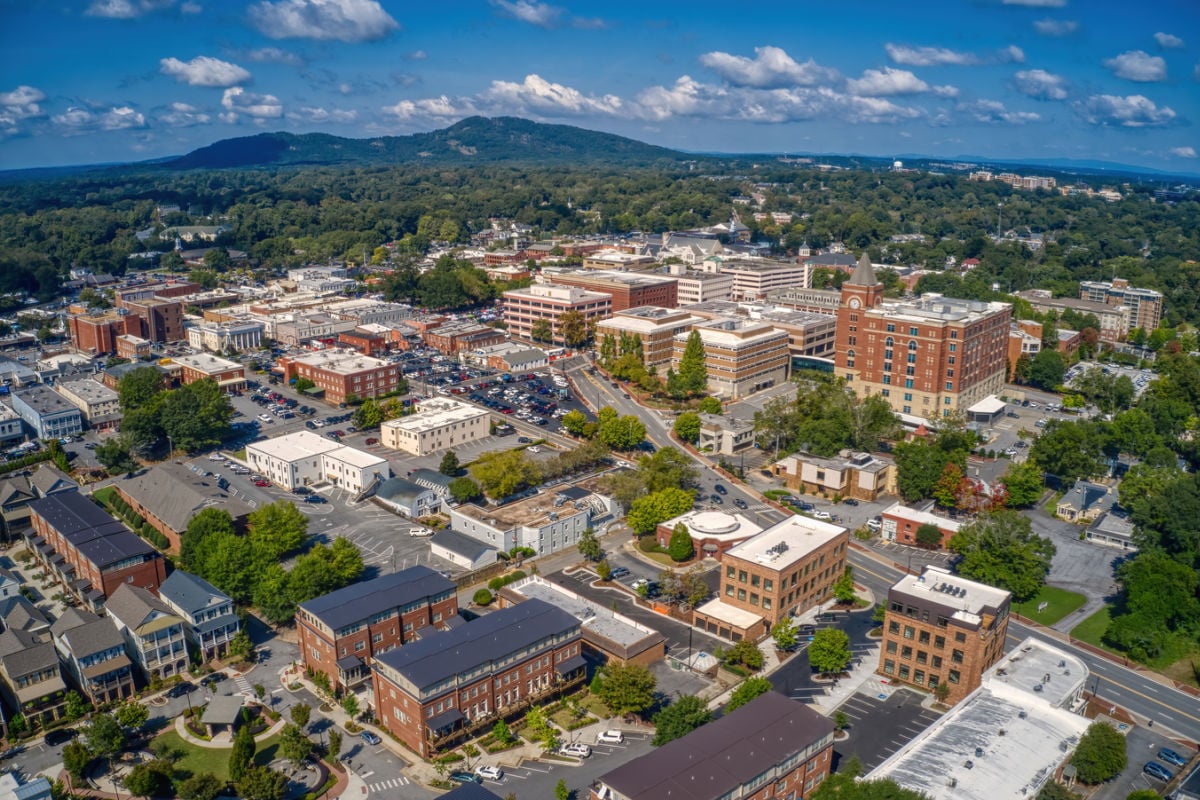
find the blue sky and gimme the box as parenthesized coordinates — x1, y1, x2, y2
(1, 0, 1197, 172)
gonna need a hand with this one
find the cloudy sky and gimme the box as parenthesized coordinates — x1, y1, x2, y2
(1, 0, 1197, 171)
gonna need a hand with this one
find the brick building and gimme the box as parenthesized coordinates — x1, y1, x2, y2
(278, 349, 401, 405)
(771, 450, 895, 501)
(111, 462, 253, 552)
(297, 567, 458, 693)
(120, 298, 184, 343)
(1013, 291, 1130, 344)
(879, 503, 962, 549)
(55, 379, 122, 431)
(422, 321, 506, 356)
(502, 283, 611, 346)
(694, 515, 849, 641)
(674, 317, 790, 399)
(836, 253, 1011, 419)
(372, 599, 585, 758)
(67, 311, 141, 356)
(169, 353, 247, 392)
(337, 328, 387, 357)
(878, 565, 1011, 705)
(1079, 278, 1163, 333)
(594, 307, 704, 368)
(544, 270, 678, 312)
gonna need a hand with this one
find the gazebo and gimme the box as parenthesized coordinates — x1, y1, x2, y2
(200, 694, 246, 741)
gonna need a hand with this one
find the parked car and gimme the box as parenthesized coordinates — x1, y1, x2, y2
(560, 743, 591, 758)
(303, 495, 327, 504)
(596, 730, 624, 744)
(842, 498, 859, 506)
(1158, 748, 1188, 767)
(867, 518, 881, 531)
(44, 728, 77, 746)
(1143, 761, 1174, 782)
(713, 483, 727, 495)
(360, 731, 381, 746)
(811, 510, 833, 521)
(609, 567, 630, 579)
(200, 673, 226, 687)
(166, 681, 195, 698)
(364, 438, 378, 445)
(292, 486, 311, 495)
(475, 765, 504, 780)
(254, 480, 271, 487)
(449, 771, 481, 785)
(409, 528, 432, 537)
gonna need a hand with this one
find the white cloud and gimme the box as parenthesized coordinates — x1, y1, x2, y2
(220, 87, 283, 121)
(407, 50, 427, 60)
(1002, 0, 1066, 6)
(1170, 146, 1197, 158)
(1104, 50, 1167, 82)
(181, 2, 201, 12)
(1033, 18, 1078, 35)
(1014, 69, 1069, 100)
(159, 101, 211, 127)
(699, 46, 839, 88)
(483, 74, 623, 116)
(1155, 32, 1184, 49)
(1001, 45, 1026, 63)
(0, 85, 47, 124)
(847, 67, 930, 96)
(489, 0, 561, 28)
(885, 43, 979, 67)
(52, 105, 147, 134)
(245, 47, 304, 66)
(959, 99, 1040, 124)
(1075, 94, 1176, 127)
(85, 0, 174, 18)
(383, 95, 477, 121)
(249, 0, 399, 43)
(160, 56, 251, 88)
(287, 106, 357, 123)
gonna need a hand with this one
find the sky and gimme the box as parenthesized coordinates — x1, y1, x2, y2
(0, 0, 1198, 172)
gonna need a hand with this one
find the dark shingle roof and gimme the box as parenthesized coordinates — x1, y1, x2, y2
(597, 692, 834, 800)
(116, 463, 252, 533)
(57, 616, 125, 658)
(374, 599, 579, 694)
(375, 477, 432, 505)
(298, 566, 455, 632)
(28, 492, 156, 569)
(29, 464, 78, 497)
(104, 583, 174, 630)
(159, 570, 231, 615)
(436, 784, 505, 800)
(0, 596, 51, 634)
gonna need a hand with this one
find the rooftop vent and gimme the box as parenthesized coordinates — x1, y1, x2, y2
(1018, 710, 1028, 719)
(964, 760, 974, 770)
(975, 747, 984, 758)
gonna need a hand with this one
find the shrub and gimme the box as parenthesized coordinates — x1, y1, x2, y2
(473, 589, 493, 606)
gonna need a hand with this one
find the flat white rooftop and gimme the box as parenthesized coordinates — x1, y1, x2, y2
(662, 509, 762, 543)
(247, 430, 342, 461)
(507, 576, 660, 649)
(172, 353, 243, 373)
(891, 566, 1011, 626)
(327, 446, 388, 469)
(382, 398, 488, 434)
(726, 515, 846, 570)
(881, 503, 962, 534)
(288, 348, 390, 374)
(694, 597, 765, 629)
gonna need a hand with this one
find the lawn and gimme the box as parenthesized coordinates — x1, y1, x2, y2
(1042, 491, 1064, 516)
(153, 729, 281, 782)
(1015, 586, 1087, 626)
(1070, 605, 1114, 650)
(92, 485, 117, 506)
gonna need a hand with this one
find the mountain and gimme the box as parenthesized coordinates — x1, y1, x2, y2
(165, 116, 687, 170)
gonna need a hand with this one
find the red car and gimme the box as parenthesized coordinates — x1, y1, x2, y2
(365, 437, 378, 445)
(254, 480, 271, 487)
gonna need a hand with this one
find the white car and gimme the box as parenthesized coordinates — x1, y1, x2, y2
(866, 518, 881, 531)
(258, 414, 272, 422)
(560, 743, 591, 758)
(527, 446, 541, 454)
(408, 528, 433, 537)
(475, 766, 503, 780)
(596, 730, 624, 744)
(208, 453, 224, 461)
(811, 510, 833, 521)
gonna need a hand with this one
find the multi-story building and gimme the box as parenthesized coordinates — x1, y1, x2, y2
(273, 313, 358, 346)
(448, 485, 617, 556)
(0, 404, 25, 444)
(50, 608, 135, 705)
(54, 379, 122, 431)
(673, 317, 789, 399)
(720, 258, 809, 301)
(595, 307, 704, 368)
(26, 492, 167, 610)
(112, 462, 253, 551)
(592, 692, 834, 800)
(545, 270, 678, 312)
(10, 386, 83, 441)
(671, 268, 734, 305)
(758, 309, 838, 361)
(297, 567, 458, 692)
(158, 571, 241, 662)
(372, 598, 585, 758)
(0, 629, 68, 728)
(1013, 290, 1130, 344)
(580, 251, 658, 271)
(185, 320, 264, 354)
(1007, 320, 1042, 379)
(837, 254, 1011, 419)
(380, 398, 490, 456)
(169, 353, 247, 392)
(502, 283, 612, 346)
(695, 413, 756, 456)
(67, 310, 142, 356)
(1078, 278, 1163, 333)
(878, 565, 1011, 705)
(767, 286, 844, 314)
(104, 583, 189, 682)
(120, 298, 184, 343)
(422, 321, 506, 356)
(246, 430, 389, 493)
(694, 515, 849, 641)
(278, 349, 401, 405)
(655, 509, 763, 559)
(337, 328, 387, 357)
(879, 503, 962, 549)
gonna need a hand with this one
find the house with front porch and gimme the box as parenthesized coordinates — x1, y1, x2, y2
(158, 571, 241, 662)
(0, 629, 68, 729)
(104, 583, 189, 683)
(51, 608, 135, 705)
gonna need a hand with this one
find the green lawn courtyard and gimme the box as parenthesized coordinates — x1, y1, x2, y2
(153, 729, 281, 782)
(1014, 585, 1087, 627)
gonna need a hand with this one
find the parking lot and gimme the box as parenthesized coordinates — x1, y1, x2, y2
(491, 730, 654, 799)
(1090, 723, 1196, 800)
(832, 688, 945, 773)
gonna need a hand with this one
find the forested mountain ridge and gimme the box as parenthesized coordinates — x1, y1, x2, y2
(165, 116, 687, 170)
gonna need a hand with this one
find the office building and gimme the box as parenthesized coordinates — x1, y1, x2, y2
(10, 386, 83, 440)
(771, 450, 895, 501)
(502, 283, 611, 346)
(673, 317, 789, 399)
(878, 565, 1011, 705)
(55, 379, 122, 431)
(448, 485, 617, 557)
(169, 353, 247, 392)
(879, 503, 962, 549)
(595, 307, 704, 368)
(278, 348, 401, 405)
(673, 269, 735, 305)
(545, 270, 678, 312)
(245, 430, 389, 493)
(720, 259, 809, 302)
(186, 320, 264, 354)
(837, 253, 1011, 419)
(1078, 278, 1163, 333)
(380, 398, 490, 456)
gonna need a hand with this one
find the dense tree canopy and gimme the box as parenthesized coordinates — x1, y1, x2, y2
(948, 511, 1056, 602)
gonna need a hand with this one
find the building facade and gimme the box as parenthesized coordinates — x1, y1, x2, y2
(879, 503, 962, 549)
(771, 450, 895, 501)
(721, 259, 810, 302)
(104, 583, 189, 682)
(1079, 278, 1163, 333)
(502, 283, 612, 346)
(246, 431, 389, 492)
(186, 320, 264, 354)
(448, 486, 614, 556)
(54, 379, 122, 431)
(594, 307, 703, 368)
(278, 349, 401, 405)
(878, 565, 1011, 706)
(546, 270, 678, 312)
(50, 609, 135, 705)
(0, 629, 68, 728)
(671, 269, 734, 306)
(380, 398, 490, 456)
(170, 353, 247, 392)
(158, 571, 241, 662)
(674, 318, 790, 400)
(10, 387, 84, 440)
(837, 254, 1011, 419)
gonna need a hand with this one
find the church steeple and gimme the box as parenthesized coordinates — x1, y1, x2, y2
(847, 251, 879, 287)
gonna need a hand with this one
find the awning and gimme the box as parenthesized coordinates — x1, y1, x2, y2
(336, 655, 364, 671)
(426, 708, 464, 735)
(555, 655, 587, 676)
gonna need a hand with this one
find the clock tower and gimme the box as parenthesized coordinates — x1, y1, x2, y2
(835, 253, 883, 384)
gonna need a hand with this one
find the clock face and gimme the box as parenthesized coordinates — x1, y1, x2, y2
(848, 297, 861, 309)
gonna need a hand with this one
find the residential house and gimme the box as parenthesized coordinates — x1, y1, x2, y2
(0, 568, 20, 601)
(158, 571, 241, 662)
(1086, 510, 1137, 551)
(0, 597, 51, 640)
(1056, 480, 1114, 523)
(104, 583, 189, 682)
(50, 608, 135, 705)
(374, 477, 440, 519)
(0, 629, 68, 728)
(429, 529, 498, 572)
(0, 479, 37, 542)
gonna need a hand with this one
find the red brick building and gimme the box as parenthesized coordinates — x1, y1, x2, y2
(880, 503, 962, 549)
(278, 349, 401, 405)
(372, 599, 584, 758)
(546, 270, 678, 312)
(26, 492, 167, 611)
(337, 328, 387, 357)
(120, 298, 184, 343)
(297, 567, 458, 693)
(422, 321, 506, 355)
(68, 311, 142, 356)
(170, 353, 247, 392)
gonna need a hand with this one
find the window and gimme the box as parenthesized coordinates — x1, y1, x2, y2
(948, 670, 960, 683)
(762, 598, 772, 610)
(918, 631, 930, 644)
(883, 659, 895, 674)
(888, 621, 900, 634)
(914, 669, 925, 685)
(898, 665, 911, 680)
(726, 566, 735, 578)
(751, 574, 760, 588)
(904, 393, 912, 402)
(739, 570, 748, 583)
(750, 593, 759, 606)
(955, 632, 967, 643)
(901, 646, 912, 659)
(886, 641, 897, 654)
(903, 625, 915, 640)
(763, 579, 773, 592)
(886, 324, 895, 333)
(737, 589, 747, 601)
(932, 655, 943, 668)
(909, 327, 919, 337)
(945, 382, 954, 391)
(951, 649, 965, 664)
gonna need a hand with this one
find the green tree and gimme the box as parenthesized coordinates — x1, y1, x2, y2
(84, 712, 125, 760)
(914, 523, 944, 550)
(1030, 420, 1106, 484)
(667, 523, 693, 562)
(811, 774, 929, 800)
(290, 703, 311, 729)
(809, 628, 852, 675)
(673, 412, 701, 444)
(669, 330, 708, 397)
(651, 695, 712, 746)
(833, 567, 856, 604)
(448, 476, 483, 503)
(626, 487, 696, 535)
(293, 377, 315, 393)
(439, 450, 461, 477)
(469, 449, 542, 498)
(1027, 350, 1065, 390)
(1001, 460, 1045, 508)
(114, 701, 148, 730)
(62, 741, 91, 782)
(229, 724, 256, 783)
(473, 588, 494, 606)
(1125, 791, 1161, 800)
(94, 437, 139, 476)
(123, 760, 172, 798)
(893, 438, 968, 502)
(592, 662, 657, 718)
(637, 448, 700, 494)
(726, 639, 764, 670)
(771, 617, 799, 651)
(253, 564, 295, 625)
(725, 677, 774, 712)
(530, 318, 553, 343)
(342, 694, 359, 718)
(948, 510, 1056, 602)
(178, 774, 224, 800)
(327, 729, 343, 759)
(558, 309, 589, 347)
(279, 723, 312, 764)
(932, 462, 965, 509)
(247, 500, 308, 561)
(554, 778, 570, 800)
(118, 366, 166, 411)
(492, 719, 513, 745)
(697, 396, 723, 415)
(181, 508, 236, 571)
(561, 409, 588, 436)
(63, 690, 89, 721)
(1071, 721, 1127, 784)
(595, 558, 612, 581)
(158, 377, 235, 452)
(577, 528, 602, 561)
(598, 411, 646, 450)
(236, 765, 287, 800)
(351, 398, 383, 429)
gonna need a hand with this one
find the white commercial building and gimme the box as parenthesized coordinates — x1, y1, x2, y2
(54, 379, 122, 430)
(449, 485, 617, 556)
(380, 398, 490, 456)
(186, 320, 264, 354)
(868, 637, 1090, 800)
(671, 268, 734, 306)
(246, 430, 389, 493)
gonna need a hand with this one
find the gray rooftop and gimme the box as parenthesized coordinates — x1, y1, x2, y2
(0, 596, 51, 635)
(13, 386, 81, 418)
(0, 628, 59, 678)
(375, 477, 433, 505)
(116, 462, 253, 532)
(160, 570, 232, 615)
(298, 565, 455, 632)
(430, 528, 497, 562)
(105, 583, 175, 630)
(374, 599, 579, 694)
(29, 463, 78, 497)
(55, 614, 125, 658)
(504, 576, 663, 654)
(29, 491, 156, 570)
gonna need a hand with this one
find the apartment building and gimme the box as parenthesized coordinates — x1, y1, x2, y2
(837, 254, 1011, 419)
(158, 571, 241, 662)
(380, 398, 490, 456)
(120, 298, 184, 344)
(113, 462, 253, 551)
(878, 565, 1011, 705)
(50, 608, 135, 705)
(278, 348, 401, 404)
(673, 317, 789, 399)
(26, 491, 167, 609)
(105, 583, 189, 681)
(1013, 290, 1130, 344)
(593, 692, 834, 800)
(720, 258, 809, 301)
(695, 515, 849, 641)
(10, 386, 84, 441)
(185, 320, 264, 354)
(670, 269, 734, 305)
(297, 567, 458, 692)
(545, 270, 678, 312)
(170, 353, 247, 392)
(595, 307, 704, 368)
(502, 283, 612, 346)
(245, 430, 390, 493)
(1078, 278, 1163, 333)
(879, 503, 962, 549)
(55, 379, 122, 431)
(372, 599, 585, 758)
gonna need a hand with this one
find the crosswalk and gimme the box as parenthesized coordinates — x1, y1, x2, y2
(367, 776, 409, 791)
(232, 673, 253, 697)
